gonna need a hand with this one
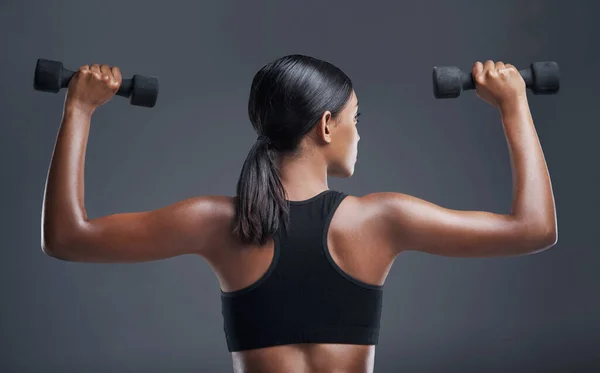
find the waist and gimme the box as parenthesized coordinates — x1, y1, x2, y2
(232, 342, 376, 373)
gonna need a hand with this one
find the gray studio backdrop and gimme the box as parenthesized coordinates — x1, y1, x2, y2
(1, 1, 598, 372)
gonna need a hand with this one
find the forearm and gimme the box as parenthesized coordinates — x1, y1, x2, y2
(42, 103, 92, 249)
(501, 98, 557, 238)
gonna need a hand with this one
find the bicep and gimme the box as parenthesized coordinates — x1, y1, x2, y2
(368, 192, 549, 258)
(48, 196, 230, 263)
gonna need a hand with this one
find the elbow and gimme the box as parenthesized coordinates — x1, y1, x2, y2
(41, 218, 90, 261)
(41, 232, 77, 261)
(541, 224, 558, 249)
(42, 241, 72, 261)
(526, 223, 558, 255)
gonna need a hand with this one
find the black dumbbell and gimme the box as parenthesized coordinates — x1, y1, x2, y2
(33, 59, 159, 108)
(432, 61, 560, 99)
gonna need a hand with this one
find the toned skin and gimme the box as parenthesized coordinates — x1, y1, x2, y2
(42, 61, 557, 373)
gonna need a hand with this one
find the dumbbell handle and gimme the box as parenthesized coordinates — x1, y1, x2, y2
(58, 67, 137, 99)
(454, 67, 536, 91)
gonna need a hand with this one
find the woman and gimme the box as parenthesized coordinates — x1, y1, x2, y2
(41, 54, 557, 373)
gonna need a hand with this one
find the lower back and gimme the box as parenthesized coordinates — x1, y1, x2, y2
(231, 343, 375, 373)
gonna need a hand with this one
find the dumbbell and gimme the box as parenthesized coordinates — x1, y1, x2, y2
(33, 59, 159, 108)
(432, 61, 560, 99)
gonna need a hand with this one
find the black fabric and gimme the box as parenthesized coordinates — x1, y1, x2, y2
(221, 190, 384, 352)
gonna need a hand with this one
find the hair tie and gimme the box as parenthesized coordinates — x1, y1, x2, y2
(256, 135, 272, 145)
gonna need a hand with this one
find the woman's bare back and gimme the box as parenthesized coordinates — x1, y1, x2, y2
(209, 195, 395, 373)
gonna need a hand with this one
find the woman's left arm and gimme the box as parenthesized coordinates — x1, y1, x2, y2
(41, 63, 232, 263)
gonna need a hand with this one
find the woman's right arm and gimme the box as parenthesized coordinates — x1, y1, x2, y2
(366, 60, 557, 258)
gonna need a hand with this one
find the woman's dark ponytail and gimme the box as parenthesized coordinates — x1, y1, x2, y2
(233, 135, 289, 246)
(232, 54, 353, 245)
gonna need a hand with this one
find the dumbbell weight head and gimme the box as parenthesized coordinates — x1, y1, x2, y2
(432, 66, 467, 99)
(529, 61, 560, 95)
(130, 75, 159, 108)
(34, 59, 66, 93)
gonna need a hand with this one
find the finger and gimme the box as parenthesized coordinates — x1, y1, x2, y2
(495, 61, 505, 70)
(472, 61, 483, 77)
(100, 64, 112, 77)
(97, 64, 112, 84)
(111, 66, 122, 84)
(76, 65, 91, 79)
(90, 64, 101, 73)
(483, 60, 495, 73)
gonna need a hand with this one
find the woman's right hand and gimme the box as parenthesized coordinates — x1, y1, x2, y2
(472, 60, 527, 110)
(65, 64, 122, 115)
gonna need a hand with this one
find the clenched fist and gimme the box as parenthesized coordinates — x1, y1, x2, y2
(472, 60, 526, 109)
(66, 64, 122, 114)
